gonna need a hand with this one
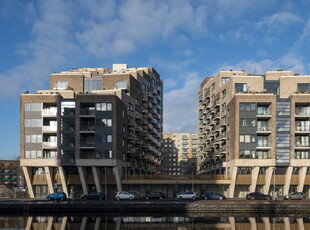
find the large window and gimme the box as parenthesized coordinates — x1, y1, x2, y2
(96, 134, 112, 143)
(235, 83, 247, 93)
(295, 150, 310, 159)
(264, 82, 279, 95)
(84, 80, 102, 92)
(25, 150, 43, 159)
(222, 77, 230, 84)
(240, 118, 256, 127)
(240, 103, 256, 111)
(54, 81, 68, 90)
(276, 134, 290, 147)
(115, 80, 128, 89)
(240, 135, 256, 143)
(96, 103, 112, 111)
(239, 150, 268, 159)
(295, 136, 309, 147)
(25, 135, 42, 143)
(25, 103, 41, 111)
(297, 83, 310, 92)
(25, 119, 42, 127)
(277, 102, 290, 115)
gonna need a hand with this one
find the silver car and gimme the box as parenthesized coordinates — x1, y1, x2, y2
(177, 191, 197, 200)
(115, 191, 135, 200)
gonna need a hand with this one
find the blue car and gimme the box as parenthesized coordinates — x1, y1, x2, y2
(46, 192, 67, 200)
(201, 192, 225, 200)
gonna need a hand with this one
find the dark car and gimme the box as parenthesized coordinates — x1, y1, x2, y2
(201, 192, 226, 200)
(81, 192, 105, 200)
(284, 192, 306, 200)
(246, 192, 272, 200)
(46, 192, 67, 200)
(143, 192, 166, 200)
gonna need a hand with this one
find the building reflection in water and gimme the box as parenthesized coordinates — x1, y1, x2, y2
(0, 215, 309, 229)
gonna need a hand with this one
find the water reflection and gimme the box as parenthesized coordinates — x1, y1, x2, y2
(1, 215, 310, 229)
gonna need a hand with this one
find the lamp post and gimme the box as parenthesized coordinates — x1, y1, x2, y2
(272, 167, 276, 200)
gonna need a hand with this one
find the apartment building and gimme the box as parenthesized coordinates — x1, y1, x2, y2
(20, 64, 163, 198)
(162, 133, 198, 175)
(0, 160, 21, 188)
(198, 70, 310, 197)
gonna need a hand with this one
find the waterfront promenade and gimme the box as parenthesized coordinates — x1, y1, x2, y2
(1, 198, 310, 215)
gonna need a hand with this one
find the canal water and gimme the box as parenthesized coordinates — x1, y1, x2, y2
(1, 215, 310, 229)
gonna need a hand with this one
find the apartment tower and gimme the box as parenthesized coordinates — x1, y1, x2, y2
(162, 133, 198, 175)
(20, 64, 163, 198)
(198, 70, 310, 197)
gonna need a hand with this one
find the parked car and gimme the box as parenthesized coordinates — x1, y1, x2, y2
(46, 192, 67, 200)
(143, 192, 166, 200)
(201, 192, 226, 200)
(246, 192, 272, 200)
(176, 191, 197, 200)
(81, 192, 105, 200)
(284, 192, 306, 200)
(115, 191, 135, 200)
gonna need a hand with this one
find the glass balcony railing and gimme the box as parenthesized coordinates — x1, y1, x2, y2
(257, 142, 271, 147)
(80, 109, 95, 116)
(42, 126, 57, 132)
(296, 127, 310, 131)
(257, 108, 272, 115)
(257, 126, 272, 131)
(42, 142, 57, 147)
(80, 125, 95, 131)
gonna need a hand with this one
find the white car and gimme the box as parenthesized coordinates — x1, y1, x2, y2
(115, 191, 135, 200)
(177, 191, 197, 200)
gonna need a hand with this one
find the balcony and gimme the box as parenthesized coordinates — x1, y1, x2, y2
(80, 142, 95, 148)
(80, 125, 95, 132)
(42, 108, 57, 116)
(80, 109, 95, 116)
(256, 142, 271, 149)
(295, 126, 310, 133)
(295, 107, 310, 116)
(42, 141, 57, 148)
(42, 126, 57, 132)
(295, 143, 310, 149)
(256, 125, 272, 134)
(257, 108, 272, 116)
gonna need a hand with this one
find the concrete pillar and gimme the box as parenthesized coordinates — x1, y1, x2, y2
(249, 167, 260, 193)
(80, 217, 87, 230)
(297, 167, 307, 192)
(248, 217, 257, 230)
(262, 217, 271, 230)
(94, 217, 101, 230)
(228, 217, 235, 230)
(58, 166, 68, 196)
(113, 166, 122, 192)
(229, 166, 238, 198)
(297, 217, 305, 230)
(22, 167, 34, 198)
(44, 166, 54, 194)
(78, 166, 88, 195)
(25, 216, 33, 230)
(283, 217, 291, 230)
(264, 167, 274, 195)
(47, 216, 53, 230)
(284, 166, 293, 195)
(92, 166, 101, 192)
(61, 216, 68, 230)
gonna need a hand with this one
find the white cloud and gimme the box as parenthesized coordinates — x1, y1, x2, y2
(293, 19, 310, 50)
(218, 53, 305, 75)
(163, 72, 202, 133)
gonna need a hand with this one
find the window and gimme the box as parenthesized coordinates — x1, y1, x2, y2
(25, 150, 43, 159)
(235, 83, 247, 93)
(25, 119, 41, 127)
(276, 134, 290, 147)
(142, 83, 146, 91)
(84, 80, 102, 92)
(240, 118, 256, 127)
(128, 103, 134, 112)
(240, 103, 256, 111)
(297, 83, 310, 92)
(25, 103, 41, 111)
(54, 81, 68, 90)
(96, 134, 112, 143)
(96, 118, 112, 127)
(295, 150, 310, 159)
(222, 77, 230, 84)
(115, 80, 128, 89)
(264, 82, 279, 95)
(277, 102, 290, 115)
(239, 135, 256, 143)
(221, 89, 226, 98)
(295, 136, 309, 147)
(211, 83, 215, 91)
(25, 135, 42, 143)
(222, 103, 226, 111)
(96, 103, 112, 111)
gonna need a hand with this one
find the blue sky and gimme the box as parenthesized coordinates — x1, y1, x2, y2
(1, 0, 310, 159)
